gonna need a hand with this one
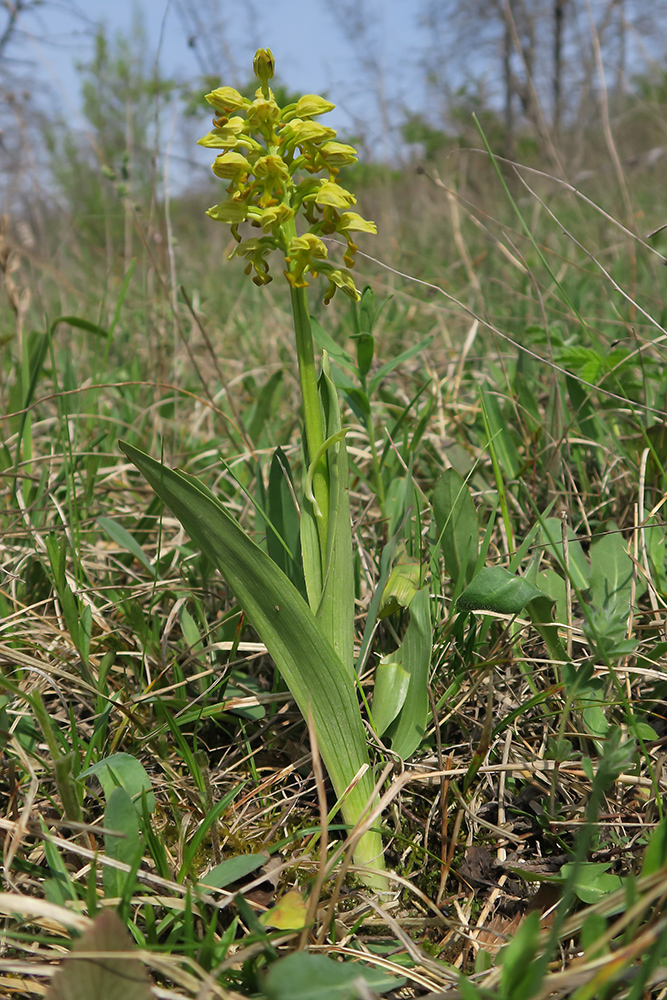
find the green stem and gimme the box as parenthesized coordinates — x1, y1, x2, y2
(289, 283, 330, 559)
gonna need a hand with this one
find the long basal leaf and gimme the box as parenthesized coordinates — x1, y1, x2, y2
(119, 441, 384, 880)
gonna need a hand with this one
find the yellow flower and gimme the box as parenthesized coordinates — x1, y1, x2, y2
(205, 87, 249, 114)
(309, 179, 356, 209)
(318, 141, 358, 169)
(246, 96, 282, 134)
(337, 212, 377, 234)
(201, 48, 376, 304)
(230, 236, 277, 285)
(285, 233, 328, 288)
(198, 117, 248, 149)
(206, 197, 249, 224)
(319, 264, 361, 304)
(253, 155, 290, 181)
(282, 119, 337, 148)
(294, 94, 335, 118)
(259, 204, 295, 231)
(211, 151, 253, 179)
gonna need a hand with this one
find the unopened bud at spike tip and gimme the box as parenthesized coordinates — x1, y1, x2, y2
(253, 48, 275, 86)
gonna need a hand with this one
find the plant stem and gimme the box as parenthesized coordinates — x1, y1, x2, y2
(289, 283, 330, 558)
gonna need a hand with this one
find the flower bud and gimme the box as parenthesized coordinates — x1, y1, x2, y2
(253, 48, 275, 86)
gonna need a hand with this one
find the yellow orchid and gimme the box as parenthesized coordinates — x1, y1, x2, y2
(201, 48, 375, 303)
(205, 87, 249, 114)
(211, 151, 253, 180)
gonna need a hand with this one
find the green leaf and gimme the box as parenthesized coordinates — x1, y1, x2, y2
(97, 516, 153, 572)
(498, 911, 543, 1000)
(45, 911, 153, 1000)
(642, 818, 667, 877)
(200, 852, 268, 888)
(368, 335, 433, 395)
(264, 952, 402, 1000)
(372, 655, 410, 736)
(119, 440, 384, 884)
(560, 862, 625, 904)
(315, 359, 355, 676)
(355, 333, 374, 380)
(457, 566, 544, 615)
(245, 368, 284, 443)
(526, 592, 569, 664)
(386, 585, 432, 760)
(266, 448, 306, 595)
(589, 525, 634, 615)
(536, 568, 567, 625)
(540, 516, 590, 590)
(79, 752, 155, 815)
(583, 704, 610, 737)
(179, 604, 203, 651)
(310, 314, 356, 371)
(433, 468, 478, 586)
(103, 786, 142, 898)
(378, 555, 421, 619)
(480, 386, 519, 479)
(51, 315, 109, 339)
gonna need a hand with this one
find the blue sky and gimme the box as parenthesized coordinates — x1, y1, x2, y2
(11, 0, 428, 150)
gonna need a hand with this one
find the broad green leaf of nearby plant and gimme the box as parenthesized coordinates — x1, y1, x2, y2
(119, 441, 385, 887)
(526, 592, 569, 664)
(560, 862, 625, 904)
(536, 568, 567, 626)
(372, 654, 411, 735)
(588, 524, 634, 615)
(642, 817, 667, 877)
(263, 951, 403, 1000)
(45, 911, 153, 1000)
(102, 786, 142, 898)
(540, 516, 590, 591)
(201, 853, 268, 888)
(457, 566, 544, 615)
(433, 467, 478, 586)
(79, 752, 155, 815)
